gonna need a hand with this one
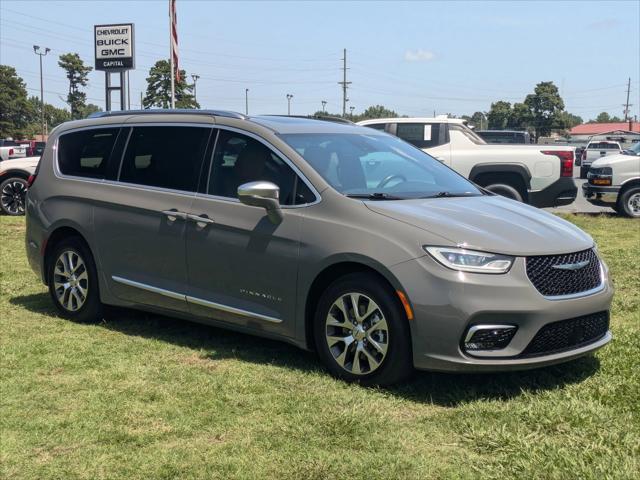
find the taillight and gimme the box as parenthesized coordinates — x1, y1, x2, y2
(542, 150, 574, 177)
(27, 174, 37, 187)
(8, 148, 13, 156)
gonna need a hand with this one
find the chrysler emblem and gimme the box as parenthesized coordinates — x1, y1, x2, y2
(552, 260, 590, 271)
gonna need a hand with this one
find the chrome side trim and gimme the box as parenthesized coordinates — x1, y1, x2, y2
(111, 275, 186, 301)
(186, 295, 282, 324)
(111, 275, 282, 324)
(464, 324, 516, 343)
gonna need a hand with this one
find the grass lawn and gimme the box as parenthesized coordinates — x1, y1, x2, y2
(1, 214, 639, 479)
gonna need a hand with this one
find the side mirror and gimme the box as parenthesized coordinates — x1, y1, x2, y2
(237, 181, 283, 224)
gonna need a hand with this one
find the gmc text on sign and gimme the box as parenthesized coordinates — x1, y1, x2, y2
(94, 23, 135, 71)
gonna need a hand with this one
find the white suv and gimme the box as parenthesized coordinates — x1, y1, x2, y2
(0, 156, 39, 215)
(358, 117, 577, 208)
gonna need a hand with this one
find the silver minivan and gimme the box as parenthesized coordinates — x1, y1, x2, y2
(25, 110, 613, 385)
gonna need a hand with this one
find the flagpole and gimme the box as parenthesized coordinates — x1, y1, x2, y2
(169, 0, 175, 108)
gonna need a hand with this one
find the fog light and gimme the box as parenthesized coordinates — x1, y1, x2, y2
(464, 325, 517, 351)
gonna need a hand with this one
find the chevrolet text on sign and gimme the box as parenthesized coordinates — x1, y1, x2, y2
(94, 23, 135, 71)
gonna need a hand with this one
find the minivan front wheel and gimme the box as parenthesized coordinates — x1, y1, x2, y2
(0, 177, 28, 215)
(313, 273, 412, 386)
(47, 237, 103, 323)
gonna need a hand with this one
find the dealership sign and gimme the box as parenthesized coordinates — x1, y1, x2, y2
(94, 23, 135, 71)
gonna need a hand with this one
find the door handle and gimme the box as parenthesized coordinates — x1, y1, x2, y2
(187, 213, 215, 227)
(162, 210, 188, 222)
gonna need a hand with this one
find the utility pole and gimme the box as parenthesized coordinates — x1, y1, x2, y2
(338, 48, 351, 118)
(623, 77, 632, 121)
(286, 94, 293, 115)
(245, 88, 249, 115)
(191, 74, 200, 105)
(33, 45, 50, 139)
(321, 100, 327, 113)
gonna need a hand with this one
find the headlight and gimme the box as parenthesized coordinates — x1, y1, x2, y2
(424, 246, 514, 274)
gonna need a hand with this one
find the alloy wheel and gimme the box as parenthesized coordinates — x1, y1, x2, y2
(53, 250, 89, 312)
(628, 193, 640, 217)
(1, 179, 27, 215)
(325, 292, 389, 375)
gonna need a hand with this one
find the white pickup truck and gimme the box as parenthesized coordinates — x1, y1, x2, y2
(579, 140, 622, 179)
(0, 139, 28, 161)
(357, 117, 577, 208)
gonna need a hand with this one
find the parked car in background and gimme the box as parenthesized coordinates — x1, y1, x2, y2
(24, 110, 612, 386)
(0, 156, 39, 215)
(358, 117, 576, 207)
(17, 140, 47, 157)
(476, 130, 532, 144)
(583, 142, 640, 217)
(580, 140, 622, 179)
(0, 139, 28, 161)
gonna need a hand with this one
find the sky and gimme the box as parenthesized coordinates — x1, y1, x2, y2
(1, 0, 639, 121)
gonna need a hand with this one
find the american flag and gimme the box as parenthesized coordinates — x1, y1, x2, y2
(170, 0, 180, 82)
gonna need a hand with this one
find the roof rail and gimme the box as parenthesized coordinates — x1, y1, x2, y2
(87, 109, 247, 120)
(263, 114, 354, 125)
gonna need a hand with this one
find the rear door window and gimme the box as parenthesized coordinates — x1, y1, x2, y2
(395, 123, 442, 148)
(57, 128, 120, 178)
(119, 126, 210, 192)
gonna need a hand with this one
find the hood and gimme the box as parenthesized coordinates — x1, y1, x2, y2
(365, 195, 593, 256)
(591, 153, 640, 169)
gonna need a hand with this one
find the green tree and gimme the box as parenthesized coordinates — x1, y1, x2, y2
(487, 101, 511, 129)
(22, 96, 72, 137)
(0, 65, 32, 138)
(507, 102, 532, 129)
(524, 81, 564, 138)
(143, 60, 199, 109)
(358, 105, 399, 121)
(556, 111, 583, 130)
(593, 112, 622, 123)
(58, 53, 93, 119)
(80, 104, 102, 118)
(469, 111, 486, 129)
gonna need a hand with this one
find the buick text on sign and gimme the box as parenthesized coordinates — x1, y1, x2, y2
(94, 23, 135, 71)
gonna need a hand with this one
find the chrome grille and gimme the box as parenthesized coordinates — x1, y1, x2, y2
(526, 248, 601, 297)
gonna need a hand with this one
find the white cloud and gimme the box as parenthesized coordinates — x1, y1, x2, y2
(404, 49, 436, 62)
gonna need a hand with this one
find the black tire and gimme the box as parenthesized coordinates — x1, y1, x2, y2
(617, 186, 640, 218)
(0, 177, 28, 216)
(47, 237, 103, 323)
(313, 272, 413, 386)
(484, 183, 524, 202)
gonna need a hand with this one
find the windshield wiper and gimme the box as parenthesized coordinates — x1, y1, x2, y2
(346, 192, 405, 200)
(421, 191, 479, 198)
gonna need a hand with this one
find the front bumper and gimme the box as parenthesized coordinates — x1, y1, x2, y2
(582, 183, 620, 207)
(390, 254, 614, 373)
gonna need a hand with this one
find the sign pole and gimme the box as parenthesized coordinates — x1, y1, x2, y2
(169, 1, 176, 109)
(105, 72, 111, 111)
(119, 71, 126, 110)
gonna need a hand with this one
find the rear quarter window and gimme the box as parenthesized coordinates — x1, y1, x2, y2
(57, 128, 120, 178)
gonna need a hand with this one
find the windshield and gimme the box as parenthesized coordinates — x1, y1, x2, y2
(280, 132, 482, 199)
(628, 142, 640, 154)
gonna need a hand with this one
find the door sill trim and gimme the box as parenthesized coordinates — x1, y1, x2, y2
(186, 295, 282, 324)
(111, 275, 281, 324)
(112, 275, 186, 301)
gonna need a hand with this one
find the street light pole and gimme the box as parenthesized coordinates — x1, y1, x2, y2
(245, 88, 249, 115)
(33, 45, 50, 139)
(321, 100, 327, 114)
(191, 74, 200, 106)
(286, 94, 293, 115)
(349, 106, 355, 118)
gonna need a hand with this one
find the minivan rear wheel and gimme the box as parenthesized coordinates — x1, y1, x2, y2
(47, 237, 103, 323)
(313, 273, 412, 386)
